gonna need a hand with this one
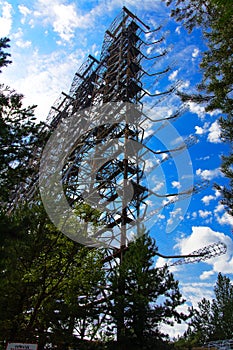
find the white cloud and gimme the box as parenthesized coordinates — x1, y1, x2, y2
(12, 28, 32, 48)
(181, 282, 214, 307)
(157, 213, 165, 220)
(207, 121, 221, 143)
(106, 0, 165, 12)
(179, 80, 190, 90)
(167, 208, 183, 227)
(168, 69, 178, 81)
(187, 101, 206, 119)
(201, 189, 222, 206)
(17, 0, 166, 44)
(18, 4, 32, 24)
(175, 26, 181, 35)
(28, 0, 95, 42)
(195, 122, 209, 135)
(16, 39, 31, 48)
(216, 212, 233, 227)
(0, 1, 13, 36)
(2, 47, 86, 120)
(192, 48, 199, 58)
(153, 181, 164, 192)
(172, 181, 181, 189)
(214, 189, 221, 198)
(199, 210, 212, 219)
(202, 195, 215, 205)
(175, 226, 233, 275)
(214, 203, 225, 213)
(18, 4, 31, 17)
(52, 3, 87, 41)
(200, 270, 215, 280)
(196, 168, 222, 181)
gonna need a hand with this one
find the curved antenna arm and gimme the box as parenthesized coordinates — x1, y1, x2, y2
(141, 25, 162, 34)
(140, 37, 164, 46)
(141, 67, 170, 77)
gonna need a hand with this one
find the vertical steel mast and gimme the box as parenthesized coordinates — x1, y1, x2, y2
(10, 7, 227, 342)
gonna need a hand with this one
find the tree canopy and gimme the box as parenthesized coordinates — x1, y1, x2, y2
(164, 0, 233, 216)
(0, 37, 11, 72)
(107, 233, 188, 349)
(0, 38, 48, 205)
(184, 273, 233, 346)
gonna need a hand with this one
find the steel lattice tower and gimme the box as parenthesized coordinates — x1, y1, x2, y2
(39, 7, 226, 341)
(11, 7, 227, 342)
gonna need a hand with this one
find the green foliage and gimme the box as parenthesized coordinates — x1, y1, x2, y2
(0, 85, 49, 203)
(0, 38, 188, 349)
(0, 37, 11, 72)
(107, 233, 188, 349)
(0, 38, 49, 204)
(0, 204, 105, 349)
(164, 0, 233, 218)
(164, 0, 233, 114)
(185, 273, 233, 345)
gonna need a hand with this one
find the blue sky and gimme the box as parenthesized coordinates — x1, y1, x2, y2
(1, 0, 233, 338)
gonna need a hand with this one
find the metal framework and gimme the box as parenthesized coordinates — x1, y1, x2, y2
(44, 7, 191, 249)
(11, 7, 227, 342)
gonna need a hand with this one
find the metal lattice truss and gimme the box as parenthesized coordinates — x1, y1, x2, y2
(13, 7, 227, 263)
(40, 7, 193, 249)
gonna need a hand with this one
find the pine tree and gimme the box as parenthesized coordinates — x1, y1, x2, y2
(164, 0, 233, 218)
(0, 204, 105, 349)
(0, 38, 48, 205)
(0, 37, 11, 72)
(186, 273, 233, 345)
(107, 233, 188, 349)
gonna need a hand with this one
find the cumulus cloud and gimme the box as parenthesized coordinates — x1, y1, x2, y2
(181, 282, 214, 306)
(202, 194, 215, 206)
(167, 207, 183, 227)
(192, 48, 199, 58)
(168, 69, 178, 81)
(172, 181, 181, 189)
(0, 1, 13, 36)
(200, 270, 215, 280)
(28, 0, 166, 43)
(195, 121, 221, 143)
(33, 0, 92, 42)
(202, 189, 221, 206)
(175, 26, 181, 35)
(216, 212, 233, 227)
(195, 122, 209, 135)
(153, 181, 164, 192)
(196, 168, 222, 181)
(2, 47, 86, 120)
(214, 203, 225, 213)
(18, 4, 32, 24)
(12, 28, 32, 48)
(207, 121, 221, 143)
(187, 101, 206, 119)
(175, 226, 233, 276)
(199, 210, 212, 219)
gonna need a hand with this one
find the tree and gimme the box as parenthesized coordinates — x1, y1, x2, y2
(0, 37, 48, 205)
(0, 203, 106, 349)
(0, 37, 108, 350)
(0, 37, 11, 72)
(164, 0, 233, 217)
(106, 233, 188, 349)
(185, 273, 233, 345)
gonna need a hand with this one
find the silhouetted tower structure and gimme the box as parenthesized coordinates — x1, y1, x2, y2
(41, 8, 226, 341)
(46, 8, 154, 247)
(12, 7, 227, 342)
